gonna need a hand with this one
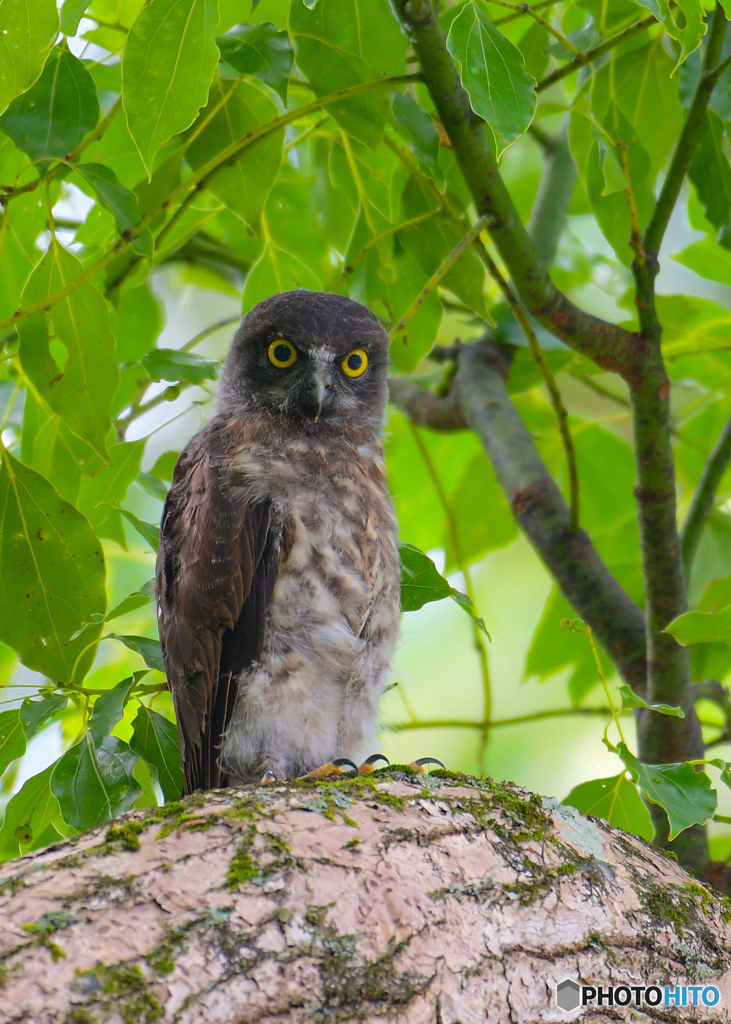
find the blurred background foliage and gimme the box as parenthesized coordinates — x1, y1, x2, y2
(1, 0, 731, 860)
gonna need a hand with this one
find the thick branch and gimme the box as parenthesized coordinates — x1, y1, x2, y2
(393, 341, 647, 692)
(393, 0, 642, 379)
(681, 413, 731, 576)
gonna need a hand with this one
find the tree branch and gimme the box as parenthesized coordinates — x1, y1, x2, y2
(681, 412, 731, 577)
(392, 340, 648, 693)
(535, 15, 656, 93)
(643, 4, 728, 257)
(392, 0, 642, 379)
(527, 121, 576, 267)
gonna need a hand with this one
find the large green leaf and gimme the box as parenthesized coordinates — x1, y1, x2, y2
(688, 111, 731, 241)
(0, 48, 99, 162)
(242, 232, 321, 311)
(217, 22, 294, 103)
(0, 0, 58, 116)
(666, 606, 731, 645)
(289, 0, 405, 149)
(130, 704, 183, 801)
(673, 235, 731, 287)
(107, 634, 164, 672)
(77, 441, 145, 548)
(73, 163, 140, 232)
(618, 743, 716, 840)
(446, 4, 536, 153)
(0, 765, 63, 858)
(122, 0, 219, 175)
(400, 542, 453, 611)
(0, 448, 106, 681)
(185, 76, 283, 232)
(142, 348, 220, 384)
(654, 294, 731, 358)
(632, 0, 704, 68)
(51, 733, 141, 831)
(17, 241, 118, 460)
(563, 772, 654, 840)
(89, 677, 138, 745)
(0, 709, 25, 778)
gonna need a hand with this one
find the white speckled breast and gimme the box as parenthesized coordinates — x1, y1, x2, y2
(221, 436, 401, 781)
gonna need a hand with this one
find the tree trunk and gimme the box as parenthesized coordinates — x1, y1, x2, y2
(1, 769, 730, 1023)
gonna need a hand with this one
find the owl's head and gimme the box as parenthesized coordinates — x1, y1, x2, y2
(219, 291, 390, 435)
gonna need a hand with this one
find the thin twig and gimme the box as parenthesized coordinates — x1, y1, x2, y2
(484, 0, 582, 55)
(536, 15, 656, 93)
(330, 210, 439, 289)
(386, 706, 616, 732)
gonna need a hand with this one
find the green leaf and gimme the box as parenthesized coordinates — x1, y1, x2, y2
(450, 590, 490, 639)
(130, 704, 183, 801)
(289, 0, 405, 149)
(0, 709, 26, 778)
(74, 163, 139, 232)
(666, 606, 731, 645)
(0, 0, 59, 117)
(142, 348, 220, 384)
(122, 0, 219, 175)
(51, 732, 141, 831)
(60, 0, 91, 35)
(392, 91, 443, 186)
(632, 0, 704, 68)
(688, 111, 731, 240)
(184, 75, 283, 232)
(673, 236, 731, 287)
(446, 4, 536, 153)
(0, 47, 99, 162)
(618, 684, 685, 717)
(617, 742, 716, 840)
(109, 281, 163, 363)
(77, 440, 145, 548)
(0, 448, 106, 681)
(700, 575, 731, 613)
(18, 240, 118, 460)
(0, 765, 62, 858)
(20, 693, 68, 738)
(399, 542, 453, 611)
(116, 507, 161, 551)
(217, 22, 294, 103)
(654, 294, 731, 358)
(563, 772, 654, 840)
(107, 634, 165, 672)
(106, 591, 152, 623)
(89, 676, 137, 745)
(242, 234, 322, 311)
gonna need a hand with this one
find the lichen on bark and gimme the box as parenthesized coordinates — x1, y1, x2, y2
(0, 770, 730, 1022)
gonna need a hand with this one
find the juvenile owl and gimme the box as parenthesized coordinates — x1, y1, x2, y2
(156, 290, 401, 792)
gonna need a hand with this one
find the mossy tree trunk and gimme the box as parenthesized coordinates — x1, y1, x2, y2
(1, 770, 730, 1023)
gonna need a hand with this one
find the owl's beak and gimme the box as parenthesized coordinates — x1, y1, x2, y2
(299, 370, 333, 422)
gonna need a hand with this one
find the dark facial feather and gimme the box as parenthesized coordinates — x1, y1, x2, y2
(217, 290, 390, 435)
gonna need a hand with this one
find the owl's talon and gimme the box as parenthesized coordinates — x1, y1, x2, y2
(409, 757, 446, 774)
(260, 770, 280, 784)
(358, 753, 390, 774)
(300, 757, 359, 779)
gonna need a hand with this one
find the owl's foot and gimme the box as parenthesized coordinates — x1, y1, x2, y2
(299, 757, 359, 780)
(357, 754, 390, 774)
(409, 757, 446, 773)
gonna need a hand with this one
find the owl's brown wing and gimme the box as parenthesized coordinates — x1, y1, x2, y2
(156, 425, 277, 794)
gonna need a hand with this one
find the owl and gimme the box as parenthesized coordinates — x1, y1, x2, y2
(156, 290, 402, 792)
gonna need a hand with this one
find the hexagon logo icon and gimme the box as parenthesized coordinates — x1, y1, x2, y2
(556, 979, 581, 1012)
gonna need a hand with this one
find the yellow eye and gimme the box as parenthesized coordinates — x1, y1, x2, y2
(268, 339, 297, 368)
(342, 348, 368, 378)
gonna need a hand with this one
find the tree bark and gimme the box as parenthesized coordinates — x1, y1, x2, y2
(1, 770, 730, 1023)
